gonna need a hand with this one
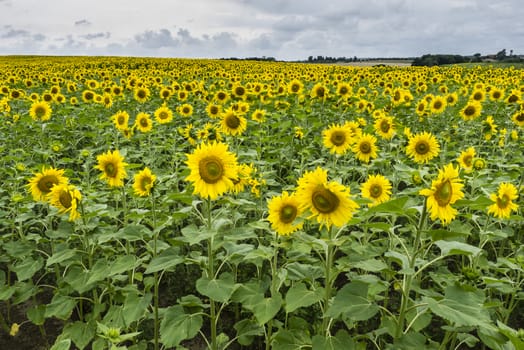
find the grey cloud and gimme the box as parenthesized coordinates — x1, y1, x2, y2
(1, 27, 30, 38)
(82, 32, 111, 40)
(134, 28, 178, 48)
(75, 19, 91, 26)
(33, 33, 46, 41)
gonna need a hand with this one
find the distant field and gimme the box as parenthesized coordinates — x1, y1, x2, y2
(337, 59, 413, 67)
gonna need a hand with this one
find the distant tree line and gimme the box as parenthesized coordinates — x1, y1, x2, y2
(220, 56, 277, 62)
(411, 49, 524, 66)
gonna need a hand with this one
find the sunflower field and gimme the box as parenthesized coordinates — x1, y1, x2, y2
(0, 56, 523, 350)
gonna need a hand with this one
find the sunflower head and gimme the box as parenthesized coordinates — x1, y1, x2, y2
(361, 174, 392, 207)
(352, 133, 378, 163)
(95, 150, 128, 187)
(49, 183, 82, 221)
(267, 191, 302, 235)
(28, 167, 69, 201)
(488, 183, 519, 219)
(406, 132, 440, 164)
(322, 124, 354, 155)
(296, 167, 358, 228)
(133, 167, 157, 197)
(185, 141, 239, 200)
(29, 101, 52, 121)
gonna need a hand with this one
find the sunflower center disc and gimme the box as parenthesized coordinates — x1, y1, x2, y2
(105, 163, 116, 177)
(225, 115, 240, 129)
(59, 191, 72, 209)
(118, 116, 126, 125)
(435, 180, 452, 206)
(359, 141, 371, 154)
(380, 121, 390, 133)
(464, 106, 476, 117)
(38, 175, 58, 193)
(416, 141, 429, 155)
(497, 194, 510, 209)
(370, 185, 382, 198)
(312, 187, 340, 214)
(463, 155, 473, 167)
(140, 118, 149, 127)
(199, 156, 224, 184)
(280, 205, 297, 224)
(330, 131, 346, 146)
(36, 107, 46, 118)
(141, 177, 152, 191)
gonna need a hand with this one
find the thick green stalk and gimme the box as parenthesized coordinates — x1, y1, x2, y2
(322, 226, 335, 337)
(206, 199, 217, 350)
(396, 199, 427, 339)
(152, 190, 159, 350)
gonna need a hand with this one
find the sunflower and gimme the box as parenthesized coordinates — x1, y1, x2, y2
(322, 123, 354, 155)
(29, 101, 52, 121)
(95, 150, 128, 187)
(406, 132, 440, 164)
(470, 89, 486, 102)
(251, 109, 267, 123)
(310, 82, 328, 100)
(429, 96, 447, 114)
(460, 101, 482, 121)
(214, 90, 229, 104)
(487, 183, 519, 219)
(267, 191, 303, 235)
(159, 87, 172, 100)
(361, 174, 392, 207)
(133, 167, 157, 197)
(511, 110, 524, 127)
(231, 163, 254, 194)
(457, 147, 475, 173)
(489, 87, 504, 101)
(178, 103, 193, 117)
(154, 105, 174, 124)
(482, 115, 498, 140)
(296, 167, 358, 229)
(48, 184, 82, 221)
(28, 167, 69, 201)
(82, 90, 95, 103)
(336, 82, 352, 99)
(373, 115, 395, 140)
(220, 108, 247, 136)
(473, 158, 486, 170)
(102, 93, 113, 108)
(134, 86, 150, 103)
(180, 123, 197, 146)
(134, 112, 153, 133)
(294, 126, 304, 139)
(111, 110, 129, 131)
(185, 141, 239, 200)
(352, 133, 378, 163)
(231, 84, 247, 100)
(419, 163, 464, 225)
(287, 79, 304, 95)
(446, 92, 459, 106)
(206, 103, 222, 119)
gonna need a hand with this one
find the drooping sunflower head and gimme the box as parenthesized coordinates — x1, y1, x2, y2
(352, 133, 378, 163)
(406, 132, 440, 164)
(361, 174, 392, 207)
(419, 163, 464, 225)
(95, 150, 128, 187)
(185, 141, 239, 200)
(267, 191, 303, 235)
(296, 167, 358, 229)
(49, 183, 82, 221)
(132, 167, 157, 197)
(487, 183, 519, 219)
(28, 167, 69, 201)
(29, 101, 52, 121)
(457, 147, 476, 172)
(322, 123, 354, 155)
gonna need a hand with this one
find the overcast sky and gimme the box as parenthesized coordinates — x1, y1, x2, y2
(0, 0, 522, 61)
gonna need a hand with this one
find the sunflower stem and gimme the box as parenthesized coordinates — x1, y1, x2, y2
(396, 198, 427, 339)
(321, 226, 335, 337)
(206, 198, 218, 350)
(151, 189, 160, 350)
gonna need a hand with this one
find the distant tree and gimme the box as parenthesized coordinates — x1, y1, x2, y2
(496, 49, 507, 60)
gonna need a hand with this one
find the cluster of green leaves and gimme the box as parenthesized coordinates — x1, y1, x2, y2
(0, 56, 523, 350)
